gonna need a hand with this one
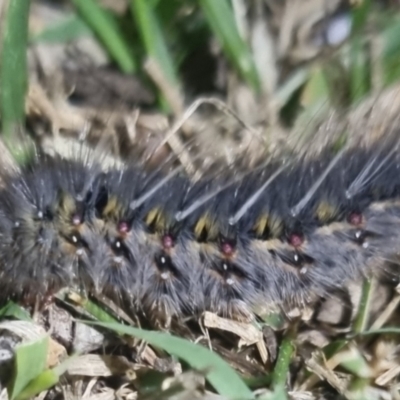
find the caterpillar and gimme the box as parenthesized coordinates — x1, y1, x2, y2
(1, 125, 400, 326)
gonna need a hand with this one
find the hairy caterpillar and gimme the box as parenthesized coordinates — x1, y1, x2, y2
(0, 126, 399, 326)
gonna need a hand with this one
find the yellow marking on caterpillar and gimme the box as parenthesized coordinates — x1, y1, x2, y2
(58, 193, 75, 215)
(253, 215, 269, 237)
(315, 201, 339, 223)
(194, 214, 219, 241)
(254, 214, 283, 238)
(102, 196, 121, 219)
(145, 208, 166, 232)
(57, 193, 81, 230)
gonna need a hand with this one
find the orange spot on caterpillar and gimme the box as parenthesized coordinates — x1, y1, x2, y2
(162, 234, 174, 249)
(221, 242, 234, 256)
(288, 233, 303, 247)
(219, 236, 237, 256)
(348, 212, 363, 226)
(117, 221, 130, 233)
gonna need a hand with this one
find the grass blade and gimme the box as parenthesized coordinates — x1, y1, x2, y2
(349, 0, 372, 103)
(272, 332, 295, 390)
(130, 0, 179, 87)
(0, 301, 31, 322)
(89, 321, 254, 399)
(199, 0, 259, 92)
(337, 347, 371, 379)
(9, 336, 49, 400)
(33, 14, 92, 43)
(75, 295, 121, 325)
(0, 0, 30, 145)
(71, 0, 137, 73)
(353, 278, 373, 333)
(15, 370, 58, 400)
(15, 354, 78, 400)
(348, 327, 400, 337)
(260, 385, 288, 400)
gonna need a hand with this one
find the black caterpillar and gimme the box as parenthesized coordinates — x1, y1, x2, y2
(1, 131, 400, 324)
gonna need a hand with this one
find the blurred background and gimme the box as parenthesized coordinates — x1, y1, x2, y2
(3, 0, 400, 168)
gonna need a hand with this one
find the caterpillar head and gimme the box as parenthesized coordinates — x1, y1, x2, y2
(0, 167, 74, 299)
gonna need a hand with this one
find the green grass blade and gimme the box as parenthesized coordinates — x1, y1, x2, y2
(348, 327, 400, 337)
(349, 0, 371, 103)
(77, 296, 121, 325)
(349, 39, 370, 103)
(33, 14, 92, 43)
(353, 278, 373, 333)
(338, 348, 371, 379)
(323, 339, 348, 359)
(0, 0, 30, 144)
(130, 0, 179, 86)
(272, 333, 295, 390)
(199, 0, 259, 92)
(89, 321, 254, 399)
(0, 301, 32, 322)
(9, 336, 49, 400)
(15, 370, 58, 400)
(15, 354, 78, 400)
(352, 0, 372, 34)
(260, 385, 288, 400)
(71, 0, 137, 74)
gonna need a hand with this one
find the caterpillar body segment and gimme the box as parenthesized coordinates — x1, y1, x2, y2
(0, 135, 400, 321)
